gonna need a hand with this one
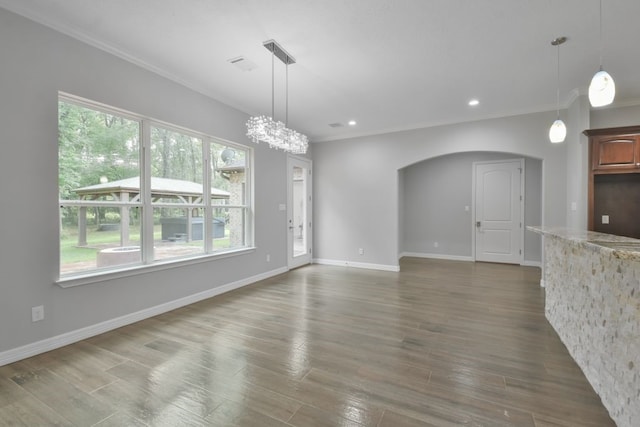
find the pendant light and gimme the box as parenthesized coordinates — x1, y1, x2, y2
(588, 0, 615, 107)
(549, 36, 567, 143)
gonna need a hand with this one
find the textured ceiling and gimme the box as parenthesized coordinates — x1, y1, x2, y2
(2, 0, 640, 142)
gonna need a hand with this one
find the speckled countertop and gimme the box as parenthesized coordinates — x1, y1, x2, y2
(528, 226, 640, 261)
(530, 225, 640, 426)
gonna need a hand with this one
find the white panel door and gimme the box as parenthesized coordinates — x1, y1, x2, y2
(474, 160, 523, 264)
(287, 156, 312, 269)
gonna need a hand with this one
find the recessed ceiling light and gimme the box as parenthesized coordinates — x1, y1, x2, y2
(348, 120, 357, 126)
(468, 99, 480, 106)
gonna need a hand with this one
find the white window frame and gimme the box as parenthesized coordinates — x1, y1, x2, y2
(57, 93, 254, 287)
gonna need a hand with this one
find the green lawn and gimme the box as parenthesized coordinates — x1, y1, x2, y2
(60, 224, 230, 266)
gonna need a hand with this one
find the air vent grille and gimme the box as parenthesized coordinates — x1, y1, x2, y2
(227, 56, 258, 72)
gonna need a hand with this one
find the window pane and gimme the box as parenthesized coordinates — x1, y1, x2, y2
(58, 101, 140, 203)
(151, 127, 204, 205)
(212, 207, 245, 250)
(213, 144, 246, 205)
(59, 95, 253, 279)
(154, 207, 205, 261)
(60, 206, 141, 275)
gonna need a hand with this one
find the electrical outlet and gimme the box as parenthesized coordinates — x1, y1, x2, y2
(358, 248, 364, 255)
(602, 215, 610, 224)
(31, 305, 44, 322)
(434, 241, 439, 248)
(266, 254, 270, 262)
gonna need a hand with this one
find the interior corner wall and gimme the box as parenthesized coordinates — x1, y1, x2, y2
(523, 157, 543, 263)
(313, 112, 567, 269)
(0, 9, 290, 357)
(397, 168, 405, 259)
(566, 95, 590, 230)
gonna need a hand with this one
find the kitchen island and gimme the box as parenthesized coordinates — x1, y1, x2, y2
(529, 226, 639, 427)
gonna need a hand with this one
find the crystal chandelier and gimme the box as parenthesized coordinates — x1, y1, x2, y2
(247, 40, 309, 154)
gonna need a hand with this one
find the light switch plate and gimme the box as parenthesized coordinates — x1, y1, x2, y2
(602, 215, 609, 224)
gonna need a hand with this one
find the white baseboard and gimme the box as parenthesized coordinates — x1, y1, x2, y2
(521, 260, 542, 268)
(399, 252, 474, 262)
(0, 267, 288, 367)
(313, 258, 400, 272)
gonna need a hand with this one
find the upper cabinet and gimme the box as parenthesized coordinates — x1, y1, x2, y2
(585, 126, 640, 173)
(585, 125, 640, 236)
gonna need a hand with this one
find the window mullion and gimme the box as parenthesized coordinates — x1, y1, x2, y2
(246, 149, 254, 248)
(141, 120, 154, 263)
(204, 138, 213, 253)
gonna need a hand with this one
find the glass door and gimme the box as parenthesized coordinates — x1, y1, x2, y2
(287, 156, 312, 268)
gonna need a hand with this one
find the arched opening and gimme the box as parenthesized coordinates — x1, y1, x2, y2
(399, 151, 542, 265)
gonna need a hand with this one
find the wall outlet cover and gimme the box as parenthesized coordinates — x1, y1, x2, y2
(31, 305, 44, 322)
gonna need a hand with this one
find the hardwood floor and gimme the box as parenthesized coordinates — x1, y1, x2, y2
(0, 258, 616, 426)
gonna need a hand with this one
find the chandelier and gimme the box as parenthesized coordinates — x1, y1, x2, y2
(247, 40, 309, 154)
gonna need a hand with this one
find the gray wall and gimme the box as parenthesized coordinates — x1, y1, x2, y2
(0, 9, 291, 355)
(314, 113, 567, 269)
(565, 95, 590, 230)
(401, 152, 542, 264)
(590, 104, 640, 129)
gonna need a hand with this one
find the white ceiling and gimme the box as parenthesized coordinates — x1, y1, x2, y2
(2, 0, 640, 142)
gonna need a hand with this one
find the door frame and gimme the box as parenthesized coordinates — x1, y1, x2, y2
(471, 158, 525, 264)
(287, 155, 312, 269)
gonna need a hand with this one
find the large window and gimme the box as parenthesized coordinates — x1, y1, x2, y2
(58, 94, 252, 279)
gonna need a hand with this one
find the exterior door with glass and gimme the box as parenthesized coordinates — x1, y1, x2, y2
(287, 156, 312, 269)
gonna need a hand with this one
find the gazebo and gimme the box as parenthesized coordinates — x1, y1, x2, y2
(73, 177, 230, 246)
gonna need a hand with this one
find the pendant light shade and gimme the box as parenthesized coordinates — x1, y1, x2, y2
(549, 119, 567, 143)
(588, 69, 616, 107)
(589, 0, 615, 107)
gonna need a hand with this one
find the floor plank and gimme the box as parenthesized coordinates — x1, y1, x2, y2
(0, 258, 616, 426)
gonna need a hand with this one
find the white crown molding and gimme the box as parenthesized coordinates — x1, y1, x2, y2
(0, 2, 253, 117)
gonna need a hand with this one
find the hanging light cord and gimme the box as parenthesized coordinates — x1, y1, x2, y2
(556, 41, 561, 118)
(598, 0, 603, 70)
(271, 50, 275, 119)
(285, 62, 289, 126)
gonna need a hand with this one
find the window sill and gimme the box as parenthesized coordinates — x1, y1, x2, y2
(56, 247, 256, 288)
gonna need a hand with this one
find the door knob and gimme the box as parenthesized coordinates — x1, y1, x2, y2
(476, 221, 481, 228)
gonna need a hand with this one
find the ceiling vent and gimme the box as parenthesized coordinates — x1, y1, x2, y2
(228, 56, 258, 72)
(328, 122, 344, 128)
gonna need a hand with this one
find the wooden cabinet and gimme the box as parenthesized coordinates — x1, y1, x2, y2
(591, 133, 640, 172)
(585, 126, 640, 236)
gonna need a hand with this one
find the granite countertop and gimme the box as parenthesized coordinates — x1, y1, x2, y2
(528, 226, 640, 261)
